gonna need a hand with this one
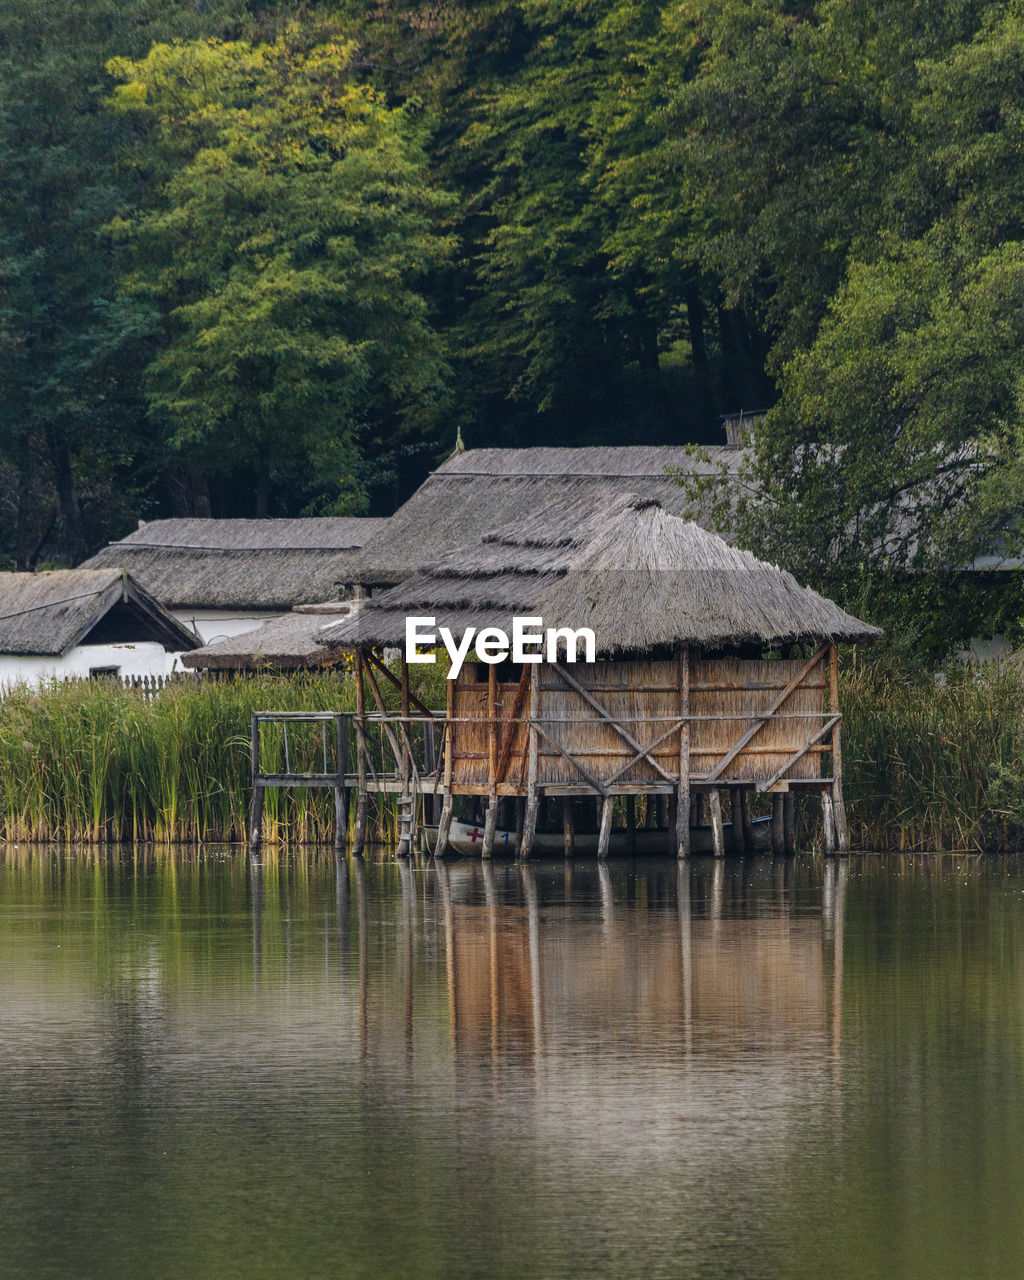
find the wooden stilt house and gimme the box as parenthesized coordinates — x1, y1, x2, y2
(315, 493, 880, 858)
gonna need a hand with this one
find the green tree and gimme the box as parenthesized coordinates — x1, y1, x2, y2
(108, 23, 454, 516)
(0, 0, 247, 566)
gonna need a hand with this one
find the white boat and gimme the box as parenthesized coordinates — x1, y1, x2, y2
(423, 815, 773, 857)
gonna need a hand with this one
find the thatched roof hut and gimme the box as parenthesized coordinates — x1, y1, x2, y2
(0, 569, 200, 656)
(80, 517, 389, 609)
(181, 604, 352, 672)
(348, 446, 746, 587)
(323, 492, 879, 652)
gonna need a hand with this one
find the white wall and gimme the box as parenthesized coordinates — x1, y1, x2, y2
(0, 642, 184, 692)
(169, 609, 277, 645)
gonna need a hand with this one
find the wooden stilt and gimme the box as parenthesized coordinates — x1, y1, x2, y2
(333, 713, 349, 851)
(626, 795, 637, 855)
(432, 660, 455, 857)
(353, 650, 368, 857)
(597, 795, 614, 859)
(483, 663, 498, 858)
(249, 713, 264, 849)
(740, 789, 754, 850)
(829, 644, 851, 854)
(771, 794, 785, 855)
(397, 662, 413, 857)
(519, 665, 540, 859)
(434, 793, 454, 857)
(708, 789, 726, 858)
(249, 783, 265, 850)
(783, 792, 796, 855)
(676, 647, 691, 858)
(561, 797, 575, 857)
(482, 794, 498, 858)
(822, 791, 836, 855)
(729, 786, 746, 854)
(657, 795, 669, 830)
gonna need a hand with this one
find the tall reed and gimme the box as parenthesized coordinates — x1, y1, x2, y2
(2, 660, 1023, 851)
(842, 660, 1024, 852)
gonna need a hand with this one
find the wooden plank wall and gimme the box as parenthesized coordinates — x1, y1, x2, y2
(451, 656, 826, 791)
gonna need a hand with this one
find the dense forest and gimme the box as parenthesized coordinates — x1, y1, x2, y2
(2, 0, 1023, 652)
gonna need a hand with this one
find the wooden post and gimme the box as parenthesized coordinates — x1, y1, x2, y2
(249, 713, 264, 849)
(729, 786, 746, 854)
(482, 793, 498, 859)
(708, 789, 725, 858)
(740, 789, 754, 850)
(561, 797, 575, 857)
(249, 786, 265, 850)
(676, 647, 691, 858)
(434, 664, 456, 856)
(822, 790, 836, 854)
(334, 713, 349, 851)
(597, 794, 614, 859)
(423, 718, 438, 824)
(829, 644, 851, 853)
(771, 793, 785, 855)
(519, 665, 540, 859)
(783, 792, 796, 855)
(353, 650, 368, 856)
(626, 796, 636, 855)
(483, 663, 498, 858)
(397, 662, 413, 858)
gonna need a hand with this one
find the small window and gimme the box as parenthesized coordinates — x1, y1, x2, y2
(89, 666, 121, 681)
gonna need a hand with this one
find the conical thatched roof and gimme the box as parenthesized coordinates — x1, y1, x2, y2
(321, 494, 880, 653)
(80, 517, 389, 609)
(0, 569, 201, 656)
(347, 446, 746, 586)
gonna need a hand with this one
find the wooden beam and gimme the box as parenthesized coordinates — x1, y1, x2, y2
(758, 714, 841, 791)
(334, 714, 349, 851)
(529, 721, 607, 796)
(365, 649, 437, 720)
(771, 794, 785, 855)
(730, 787, 746, 853)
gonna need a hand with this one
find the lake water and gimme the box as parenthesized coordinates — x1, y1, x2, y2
(2, 849, 1023, 1280)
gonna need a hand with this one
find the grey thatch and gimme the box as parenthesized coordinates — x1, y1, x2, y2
(181, 604, 353, 671)
(349, 446, 746, 585)
(0, 569, 201, 656)
(80, 517, 389, 609)
(322, 493, 881, 653)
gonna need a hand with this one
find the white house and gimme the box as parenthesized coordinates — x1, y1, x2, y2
(0, 569, 201, 690)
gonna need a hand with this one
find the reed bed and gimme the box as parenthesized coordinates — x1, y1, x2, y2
(1, 660, 1023, 852)
(0, 672, 415, 845)
(841, 660, 1024, 853)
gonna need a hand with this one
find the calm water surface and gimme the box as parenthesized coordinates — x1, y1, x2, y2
(1, 849, 1023, 1280)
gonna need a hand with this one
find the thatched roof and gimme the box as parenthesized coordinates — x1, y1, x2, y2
(322, 493, 881, 654)
(0, 570, 201, 656)
(349, 446, 746, 586)
(80, 517, 389, 609)
(180, 604, 352, 671)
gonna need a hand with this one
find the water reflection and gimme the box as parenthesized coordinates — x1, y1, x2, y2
(3, 848, 1024, 1280)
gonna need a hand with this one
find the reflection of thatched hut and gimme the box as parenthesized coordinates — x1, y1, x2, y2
(322, 493, 880, 858)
